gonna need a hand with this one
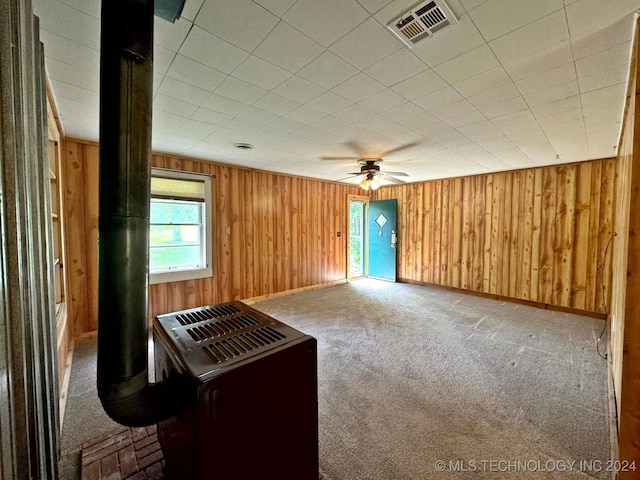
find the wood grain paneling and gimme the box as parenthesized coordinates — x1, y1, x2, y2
(63, 141, 359, 330)
(375, 159, 616, 314)
(610, 17, 640, 474)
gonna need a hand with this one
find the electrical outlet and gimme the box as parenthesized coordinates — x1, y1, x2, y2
(442, 264, 447, 271)
(226, 226, 231, 235)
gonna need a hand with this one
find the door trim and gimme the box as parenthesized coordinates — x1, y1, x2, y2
(346, 195, 370, 281)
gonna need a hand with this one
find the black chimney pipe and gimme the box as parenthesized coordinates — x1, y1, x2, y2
(98, 0, 185, 427)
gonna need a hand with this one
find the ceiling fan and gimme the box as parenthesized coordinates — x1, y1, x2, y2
(336, 158, 409, 191)
(322, 141, 416, 191)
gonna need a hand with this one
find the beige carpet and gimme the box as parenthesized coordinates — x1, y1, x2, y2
(254, 279, 610, 480)
(60, 279, 610, 479)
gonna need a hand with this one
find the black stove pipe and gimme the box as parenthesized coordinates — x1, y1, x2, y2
(98, 0, 185, 427)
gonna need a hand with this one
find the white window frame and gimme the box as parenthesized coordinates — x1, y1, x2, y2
(149, 168, 213, 285)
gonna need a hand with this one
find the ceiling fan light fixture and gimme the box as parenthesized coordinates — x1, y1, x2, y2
(359, 178, 371, 190)
(369, 178, 381, 190)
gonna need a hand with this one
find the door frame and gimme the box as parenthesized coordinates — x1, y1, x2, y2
(346, 195, 370, 281)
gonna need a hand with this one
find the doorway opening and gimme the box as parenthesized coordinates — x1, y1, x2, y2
(348, 200, 366, 279)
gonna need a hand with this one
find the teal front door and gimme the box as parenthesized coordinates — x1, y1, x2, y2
(367, 199, 397, 281)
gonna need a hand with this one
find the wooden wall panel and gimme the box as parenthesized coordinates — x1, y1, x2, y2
(63, 141, 359, 330)
(375, 159, 616, 314)
(610, 17, 640, 473)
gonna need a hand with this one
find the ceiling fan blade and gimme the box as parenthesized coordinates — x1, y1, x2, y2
(384, 171, 409, 176)
(382, 174, 406, 185)
(379, 142, 420, 157)
(335, 173, 364, 182)
(320, 156, 360, 161)
(344, 140, 366, 157)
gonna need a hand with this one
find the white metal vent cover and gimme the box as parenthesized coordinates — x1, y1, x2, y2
(387, 0, 458, 48)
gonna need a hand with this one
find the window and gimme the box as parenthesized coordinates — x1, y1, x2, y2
(149, 169, 212, 284)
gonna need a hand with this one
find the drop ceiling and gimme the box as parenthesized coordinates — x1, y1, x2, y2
(34, 0, 639, 186)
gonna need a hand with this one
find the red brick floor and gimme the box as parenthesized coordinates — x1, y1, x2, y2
(81, 425, 326, 480)
(81, 425, 164, 480)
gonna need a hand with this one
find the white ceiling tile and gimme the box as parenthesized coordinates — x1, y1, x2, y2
(531, 95, 582, 118)
(154, 45, 177, 76)
(575, 42, 631, 78)
(234, 105, 279, 125)
(454, 67, 511, 97)
(34, 0, 100, 49)
(155, 110, 189, 129)
(491, 110, 540, 136)
(180, 0, 205, 21)
(330, 18, 402, 70)
(571, 16, 635, 60)
(357, 0, 394, 14)
(298, 52, 359, 89)
(253, 22, 324, 73)
(390, 69, 447, 100)
(40, 30, 99, 73)
(55, 0, 100, 18)
(283, 0, 369, 47)
(433, 45, 499, 85)
(195, 0, 279, 51)
(158, 77, 210, 105)
(514, 62, 576, 95)
(489, 10, 569, 65)
(579, 65, 629, 94)
(413, 86, 463, 111)
(45, 58, 98, 91)
(202, 93, 250, 115)
(333, 104, 374, 123)
(224, 117, 264, 134)
(232, 55, 291, 90)
(399, 111, 439, 129)
(179, 26, 249, 74)
(468, 0, 563, 41)
(502, 42, 573, 81)
(487, 144, 535, 167)
(358, 89, 407, 113)
(566, 0, 640, 38)
(273, 75, 324, 103)
(430, 99, 476, 120)
(215, 76, 268, 103)
(153, 73, 163, 93)
(155, 16, 192, 52)
(166, 54, 227, 92)
(478, 96, 528, 119)
(252, 92, 301, 115)
(306, 92, 353, 114)
(519, 141, 557, 163)
(581, 83, 626, 118)
(332, 73, 386, 102)
(459, 0, 488, 11)
(412, 14, 485, 66)
(382, 102, 425, 122)
(191, 107, 233, 127)
(178, 119, 219, 136)
(525, 81, 579, 108)
(253, 0, 297, 17)
(311, 115, 350, 133)
(457, 120, 502, 141)
(364, 49, 428, 87)
(584, 113, 621, 134)
(50, 80, 98, 107)
(444, 110, 486, 128)
(154, 94, 198, 118)
(468, 83, 521, 109)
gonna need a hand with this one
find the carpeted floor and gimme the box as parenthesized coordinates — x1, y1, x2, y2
(59, 279, 610, 479)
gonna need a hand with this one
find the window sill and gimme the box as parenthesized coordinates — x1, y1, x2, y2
(149, 266, 212, 285)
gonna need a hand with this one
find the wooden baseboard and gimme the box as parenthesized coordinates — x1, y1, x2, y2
(397, 278, 607, 320)
(607, 350, 620, 479)
(58, 339, 74, 432)
(242, 279, 348, 305)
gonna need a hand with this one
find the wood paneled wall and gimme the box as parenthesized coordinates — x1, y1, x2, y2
(63, 140, 359, 333)
(375, 159, 616, 314)
(610, 17, 640, 474)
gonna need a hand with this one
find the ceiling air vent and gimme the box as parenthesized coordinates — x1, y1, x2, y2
(387, 0, 458, 48)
